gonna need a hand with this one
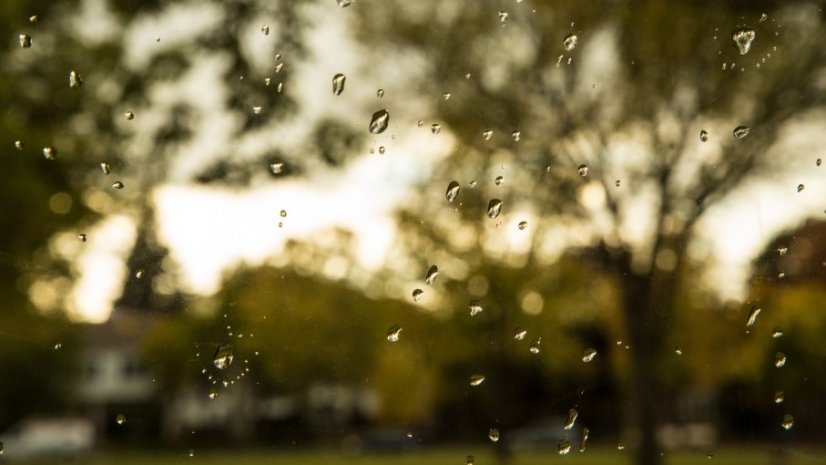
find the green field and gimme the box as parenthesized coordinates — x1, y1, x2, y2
(15, 447, 826, 465)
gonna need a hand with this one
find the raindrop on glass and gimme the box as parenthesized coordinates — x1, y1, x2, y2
(446, 181, 461, 202)
(376, 89, 385, 98)
(558, 439, 573, 455)
(498, 11, 509, 23)
(135, 269, 144, 279)
(529, 338, 541, 354)
(494, 176, 504, 186)
(261, 25, 270, 35)
(483, 130, 493, 141)
(733, 126, 750, 139)
(700, 129, 709, 142)
(442, 93, 451, 100)
(78, 233, 87, 242)
(469, 300, 483, 316)
(774, 352, 786, 368)
(817, 158, 822, 166)
(69, 70, 83, 88)
(487, 199, 503, 219)
(54, 343, 62, 350)
(746, 306, 761, 327)
(412, 288, 424, 302)
(336, 0, 352, 7)
(124, 111, 135, 120)
(19, 34, 32, 48)
(431, 123, 441, 134)
(564, 408, 579, 430)
(208, 388, 219, 399)
(774, 391, 784, 404)
(14, 140, 24, 150)
(514, 328, 527, 340)
(378, 146, 385, 155)
(615, 179, 621, 187)
(759, 13, 768, 23)
(512, 131, 521, 141)
(466, 455, 474, 465)
(386, 324, 402, 342)
(252, 106, 262, 115)
(580, 427, 590, 452)
(270, 162, 285, 175)
(425, 265, 439, 285)
(582, 348, 597, 363)
(578, 164, 589, 177)
(112, 181, 124, 190)
(469, 374, 486, 386)
(797, 184, 804, 193)
(518, 221, 528, 230)
(29, 15, 38, 24)
(489, 428, 500, 442)
(772, 328, 783, 338)
(468, 180, 477, 188)
(369, 109, 390, 134)
(563, 33, 578, 51)
(116, 414, 126, 425)
(732, 28, 756, 55)
(781, 414, 794, 430)
(42, 147, 57, 160)
(213, 344, 234, 370)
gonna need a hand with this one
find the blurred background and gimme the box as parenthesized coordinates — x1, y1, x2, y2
(2, 0, 826, 464)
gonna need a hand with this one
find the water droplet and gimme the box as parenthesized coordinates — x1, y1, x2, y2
(488, 428, 500, 442)
(759, 13, 768, 23)
(378, 146, 385, 155)
(778, 247, 788, 256)
(733, 126, 750, 139)
(700, 130, 709, 142)
(54, 343, 62, 350)
(19, 34, 32, 48)
(270, 162, 285, 175)
(564, 408, 579, 430)
(498, 11, 509, 23)
(558, 439, 573, 455)
(514, 328, 527, 340)
(615, 179, 621, 187)
(135, 269, 144, 279)
(97, 162, 109, 175)
(42, 146, 57, 160)
(116, 414, 126, 425)
(376, 89, 385, 98)
(446, 181, 461, 202)
(29, 15, 38, 24)
(431, 123, 441, 134)
(252, 106, 262, 115)
(69, 70, 83, 88)
(483, 130, 493, 140)
(208, 388, 219, 399)
(494, 176, 504, 186)
(512, 131, 521, 141)
(518, 221, 528, 230)
(529, 338, 541, 354)
(469, 374, 486, 386)
(797, 184, 804, 193)
(577, 164, 589, 177)
(369, 109, 390, 134)
(189, 449, 194, 457)
(774, 391, 784, 404)
(817, 158, 822, 166)
(124, 111, 135, 120)
(746, 306, 761, 327)
(425, 265, 439, 285)
(580, 427, 590, 452)
(618, 444, 626, 450)
(386, 324, 402, 342)
(412, 288, 424, 302)
(261, 25, 270, 35)
(772, 328, 783, 338)
(563, 33, 578, 51)
(469, 300, 483, 316)
(112, 181, 124, 190)
(781, 414, 794, 430)
(732, 28, 756, 55)
(442, 93, 451, 100)
(487, 199, 503, 219)
(336, 0, 352, 8)
(78, 233, 87, 242)
(466, 455, 475, 465)
(774, 352, 786, 368)
(276, 82, 283, 93)
(582, 348, 597, 363)
(264, 77, 272, 86)
(675, 347, 683, 355)
(213, 344, 234, 370)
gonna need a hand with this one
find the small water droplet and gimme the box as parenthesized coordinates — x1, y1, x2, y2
(558, 439, 572, 455)
(386, 324, 402, 342)
(700, 129, 709, 142)
(468, 180, 477, 188)
(746, 306, 762, 327)
(564, 408, 579, 430)
(112, 181, 124, 189)
(252, 106, 262, 114)
(511, 131, 521, 141)
(778, 247, 788, 256)
(378, 146, 385, 155)
(488, 428, 500, 442)
(618, 444, 626, 450)
(772, 328, 783, 338)
(276, 82, 283, 93)
(781, 414, 794, 430)
(675, 347, 683, 355)
(498, 11, 509, 23)
(774, 391, 784, 404)
(116, 414, 126, 425)
(69, 70, 83, 88)
(78, 233, 87, 242)
(261, 25, 270, 35)
(483, 130, 493, 140)
(29, 15, 38, 24)
(615, 179, 621, 187)
(487, 199, 503, 219)
(54, 343, 62, 350)
(797, 184, 804, 193)
(774, 352, 786, 368)
(446, 181, 461, 202)
(425, 265, 439, 285)
(213, 344, 234, 370)
(580, 427, 590, 452)
(124, 111, 135, 120)
(529, 338, 541, 354)
(733, 126, 750, 139)
(14, 140, 24, 150)
(19, 34, 32, 48)
(135, 269, 144, 279)
(466, 455, 475, 465)
(759, 13, 768, 23)
(431, 123, 441, 134)
(270, 162, 285, 175)
(442, 92, 451, 100)
(208, 388, 219, 399)
(582, 348, 597, 363)
(469, 374, 486, 386)
(563, 33, 578, 51)
(336, 0, 352, 8)
(412, 288, 424, 302)
(369, 109, 390, 134)
(732, 28, 756, 55)
(577, 164, 589, 177)
(376, 89, 385, 98)
(518, 221, 528, 230)
(469, 300, 483, 316)
(42, 146, 57, 160)
(817, 158, 822, 166)
(494, 176, 504, 186)
(514, 328, 527, 340)
(264, 77, 272, 86)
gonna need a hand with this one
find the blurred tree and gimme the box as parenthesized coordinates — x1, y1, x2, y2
(354, 1, 826, 464)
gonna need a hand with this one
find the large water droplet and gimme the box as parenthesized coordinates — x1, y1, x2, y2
(700, 130, 709, 142)
(332, 74, 346, 95)
(446, 181, 461, 202)
(558, 439, 572, 455)
(578, 164, 589, 177)
(774, 352, 786, 368)
(412, 288, 424, 302)
(482, 130, 493, 140)
(19, 34, 32, 48)
(487, 199, 503, 219)
(746, 306, 761, 327)
(564, 408, 579, 430)
(369, 109, 390, 134)
(386, 324, 402, 342)
(42, 147, 57, 160)
(582, 348, 597, 363)
(469, 300, 483, 316)
(781, 414, 794, 430)
(733, 126, 750, 139)
(469, 374, 486, 386)
(732, 28, 756, 55)
(563, 34, 578, 51)
(425, 265, 439, 285)
(213, 344, 234, 370)
(488, 428, 500, 442)
(69, 70, 83, 88)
